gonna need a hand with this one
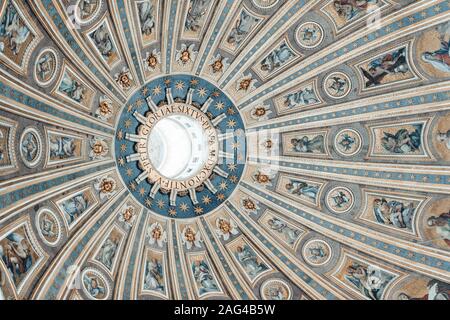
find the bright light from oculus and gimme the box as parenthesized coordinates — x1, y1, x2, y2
(147, 114, 210, 180)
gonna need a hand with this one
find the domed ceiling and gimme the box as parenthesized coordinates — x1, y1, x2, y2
(0, 0, 449, 301)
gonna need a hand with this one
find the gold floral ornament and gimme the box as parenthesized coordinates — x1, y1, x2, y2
(263, 139, 273, 150)
(147, 222, 167, 248)
(215, 217, 239, 240)
(94, 175, 117, 200)
(96, 96, 114, 121)
(240, 197, 261, 215)
(209, 54, 229, 73)
(236, 73, 257, 92)
(180, 226, 203, 250)
(176, 43, 197, 66)
(118, 205, 136, 228)
(144, 49, 161, 72)
(250, 104, 272, 121)
(89, 138, 109, 160)
(252, 169, 276, 187)
(115, 67, 133, 90)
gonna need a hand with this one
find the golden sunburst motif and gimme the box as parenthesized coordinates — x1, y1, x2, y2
(139, 188, 146, 197)
(128, 181, 137, 191)
(229, 175, 238, 184)
(202, 195, 212, 205)
(216, 193, 225, 201)
(116, 130, 124, 140)
(179, 203, 189, 212)
(125, 167, 133, 177)
(227, 119, 237, 128)
(120, 144, 128, 153)
(194, 206, 204, 215)
(168, 208, 177, 216)
(197, 87, 208, 97)
(227, 163, 237, 171)
(190, 79, 199, 86)
(141, 87, 149, 96)
(227, 107, 236, 115)
(157, 199, 166, 209)
(175, 81, 185, 90)
(117, 157, 125, 167)
(135, 99, 144, 108)
(215, 102, 225, 110)
(144, 198, 152, 207)
(124, 119, 132, 128)
(219, 181, 228, 190)
(152, 85, 162, 96)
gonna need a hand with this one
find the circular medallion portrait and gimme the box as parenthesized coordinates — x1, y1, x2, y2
(19, 127, 43, 168)
(323, 72, 352, 99)
(251, 0, 279, 9)
(260, 279, 292, 300)
(74, 0, 103, 25)
(296, 22, 324, 49)
(36, 208, 62, 246)
(34, 48, 59, 87)
(334, 128, 363, 157)
(326, 186, 355, 213)
(302, 239, 332, 266)
(81, 268, 110, 300)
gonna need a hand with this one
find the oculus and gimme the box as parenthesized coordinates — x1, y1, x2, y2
(143, 104, 219, 185)
(116, 75, 246, 218)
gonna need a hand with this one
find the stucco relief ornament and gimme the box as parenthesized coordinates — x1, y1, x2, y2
(209, 54, 229, 73)
(96, 96, 114, 121)
(115, 67, 133, 90)
(250, 104, 272, 121)
(237, 73, 258, 92)
(240, 197, 261, 215)
(176, 43, 197, 66)
(147, 222, 167, 248)
(259, 135, 279, 155)
(144, 49, 161, 71)
(94, 175, 117, 200)
(252, 169, 276, 187)
(180, 226, 203, 250)
(118, 205, 136, 228)
(89, 138, 109, 160)
(215, 217, 239, 240)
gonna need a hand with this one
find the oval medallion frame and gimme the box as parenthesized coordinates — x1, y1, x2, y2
(260, 278, 293, 300)
(35, 207, 62, 247)
(19, 127, 43, 168)
(34, 48, 59, 87)
(302, 239, 333, 266)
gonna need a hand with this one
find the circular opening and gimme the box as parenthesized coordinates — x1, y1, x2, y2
(147, 114, 210, 180)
